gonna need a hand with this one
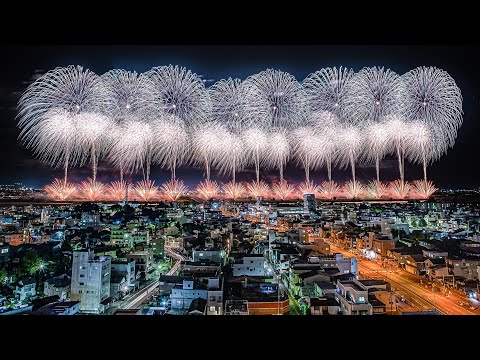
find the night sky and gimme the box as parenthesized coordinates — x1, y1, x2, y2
(0, 45, 478, 189)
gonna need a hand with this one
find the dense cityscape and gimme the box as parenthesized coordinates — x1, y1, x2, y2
(0, 184, 479, 315)
(1, 44, 477, 316)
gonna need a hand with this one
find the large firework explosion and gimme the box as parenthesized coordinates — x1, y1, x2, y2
(17, 64, 462, 203)
(196, 180, 220, 200)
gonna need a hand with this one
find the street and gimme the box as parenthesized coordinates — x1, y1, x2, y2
(328, 243, 479, 315)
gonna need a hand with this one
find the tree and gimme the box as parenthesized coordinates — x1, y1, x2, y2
(0, 266, 8, 285)
(411, 219, 419, 228)
(418, 218, 428, 228)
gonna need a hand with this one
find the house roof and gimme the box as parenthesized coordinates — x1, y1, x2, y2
(45, 274, 71, 288)
(19, 277, 36, 286)
(309, 297, 338, 307)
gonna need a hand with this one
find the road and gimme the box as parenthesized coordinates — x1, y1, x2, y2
(328, 243, 478, 315)
(115, 247, 186, 311)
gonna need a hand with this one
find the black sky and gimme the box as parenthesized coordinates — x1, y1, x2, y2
(0, 45, 478, 189)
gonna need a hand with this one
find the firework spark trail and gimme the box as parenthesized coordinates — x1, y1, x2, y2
(209, 78, 250, 133)
(366, 180, 388, 199)
(389, 179, 411, 200)
(222, 181, 246, 201)
(246, 180, 270, 199)
(344, 180, 365, 199)
(343, 66, 405, 125)
(81, 178, 106, 201)
(335, 124, 364, 184)
(310, 111, 339, 182)
(244, 69, 309, 130)
(298, 180, 319, 196)
(135, 180, 158, 202)
(77, 112, 115, 184)
(403, 66, 463, 149)
(45, 178, 77, 201)
(196, 180, 220, 200)
(303, 66, 354, 120)
(107, 180, 130, 202)
(272, 180, 295, 200)
(21, 109, 84, 185)
(109, 119, 154, 181)
(162, 179, 188, 202)
(214, 131, 246, 184)
(412, 180, 437, 199)
(363, 122, 390, 181)
(144, 65, 210, 127)
(318, 181, 341, 200)
(406, 120, 444, 182)
(385, 115, 410, 182)
(264, 128, 290, 182)
(153, 115, 190, 180)
(292, 126, 320, 183)
(192, 122, 230, 181)
(243, 127, 268, 183)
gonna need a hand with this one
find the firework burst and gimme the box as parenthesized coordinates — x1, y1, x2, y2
(389, 179, 411, 200)
(45, 178, 77, 201)
(144, 65, 210, 127)
(208, 78, 250, 133)
(191, 122, 229, 181)
(107, 180, 130, 202)
(214, 131, 246, 184)
(265, 128, 290, 181)
(243, 127, 268, 183)
(135, 180, 158, 202)
(162, 179, 188, 202)
(244, 69, 309, 130)
(335, 124, 364, 184)
(81, 178, 106, 201)
(343, 180, 365, 199)
(292, 126, 320, 183)
(246, 180, 270, 199)
(222, 181, 246, 201)
(412, 180, 437, 200)
(310, 111, 339, 181)
(298, 180, 319, 196)
(272, 180, 295, 200)
(366, 180, 388, 199)
(303, 66, 354, 120)
(318, 181, 341, 200)
(385, 115, 410, 182)
(403, 66, 462, 148)
(153, 116, 190, 180)
(195, 180, 220, 200)
(363, 121, 390, 181)
(343, 66, 405, 124)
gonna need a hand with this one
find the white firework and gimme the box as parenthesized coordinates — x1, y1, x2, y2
(208, 78, 250, 133)
(405, 120, 444, 182)
(292, 126, 320, 183)
(244, 69, 309, 130)
(242, 127, 268, 183)
(402, 66, 463, 148)
(264, 128, 290, 182)
(143, 65, 210, 127)
(334, 124, 364, 184)
(109, 119, 154, 181)
(384, 115, 410, 182)
(192, 122, 230, 181)
(77, 112, 116, 184)
(153, 115, 190, 180)
(343, 66, 405, 125)
(17, 65, 107, 133)
(101, 69, 153, 119)
(20, 108, 84, 185)
(213, 131, 246, 184)
(310, 111, 340, 181)
(362, 121, 390, 181)
(303, 66, 354, 120)
(412, 180, 437, 200)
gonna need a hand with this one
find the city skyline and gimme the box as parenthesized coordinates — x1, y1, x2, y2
(0, 45, 478, 189)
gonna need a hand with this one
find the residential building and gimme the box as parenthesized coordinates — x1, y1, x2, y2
(71, 250, 111, 314)
(43, 274, 71, 300)
(192, 248, 226, 266)
(128, 250, 154, 280)
(15, 278, 36, 301)
(335, 279, 373, 315)
(32, 301, 80, 315)
(233, 254, 267, 277)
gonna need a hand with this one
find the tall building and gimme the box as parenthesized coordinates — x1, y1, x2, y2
(71, 250, 111, 314)
(304, 193, 316, 213)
